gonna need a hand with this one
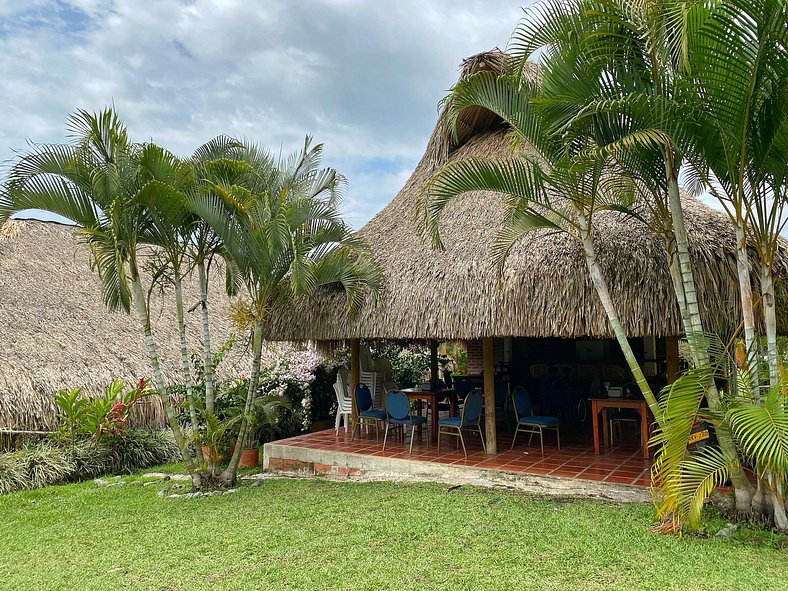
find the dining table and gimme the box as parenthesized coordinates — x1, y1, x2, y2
(400, 388, 456, 442)
(590, 397, 651, 459)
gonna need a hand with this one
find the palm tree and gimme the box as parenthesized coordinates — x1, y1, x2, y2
(510, 0, 708, 359)
(652, 351, 788, 532)
(139, 136, 245, 474)
(135, 143, 201, 436)
(0, 109, 199, 483)
(648, 0, 788, 529)
(191, 136, 381, 485)
(187, 136, 245, 422)
(682, 0, 788, 387)
(419, 64, 662, 422)
(507, 0, 757, 513)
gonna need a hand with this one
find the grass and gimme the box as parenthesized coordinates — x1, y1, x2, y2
(0, 472, 785, 591)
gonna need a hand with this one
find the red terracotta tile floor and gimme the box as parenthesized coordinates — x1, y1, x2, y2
(273, 425, 652, 487)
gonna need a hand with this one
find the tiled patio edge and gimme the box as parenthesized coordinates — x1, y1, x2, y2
(263, 441, 651, 503)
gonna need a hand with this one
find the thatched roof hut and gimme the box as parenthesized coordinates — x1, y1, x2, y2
(264, 51, 788, 342)
(0, 219, 243, 431)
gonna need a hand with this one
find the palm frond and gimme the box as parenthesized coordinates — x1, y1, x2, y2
(419, 157, 548, 249)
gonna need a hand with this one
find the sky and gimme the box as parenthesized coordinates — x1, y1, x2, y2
(0, 0, 528, 228)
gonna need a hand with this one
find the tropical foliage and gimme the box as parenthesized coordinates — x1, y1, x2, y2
(420, 0, 788, 531)
(53, 378, 150, 442)
(653, 348, 788, 532)
(188, 136, 381, 484)
(367, 341, 432, 388)
(0, 111, 380, 489)
(0, 429, 179, 495)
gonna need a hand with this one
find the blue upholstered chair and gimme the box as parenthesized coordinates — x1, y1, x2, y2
(437, 388, 485, 457)
(382, 391, 428, 453)
(511, 386, 560, 456)
(351, 383, 387, 442)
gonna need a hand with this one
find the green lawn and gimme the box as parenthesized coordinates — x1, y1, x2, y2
(0, 474, 785, 591)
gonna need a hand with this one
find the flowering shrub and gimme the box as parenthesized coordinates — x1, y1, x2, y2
(178, 342, 340, 444)
(367, 341, 430, 388)
(257, 346, 324, 433)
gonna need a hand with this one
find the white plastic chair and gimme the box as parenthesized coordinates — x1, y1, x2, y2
(333, 369, 353, 433)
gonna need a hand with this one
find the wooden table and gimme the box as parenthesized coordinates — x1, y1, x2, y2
(590, 397, 650, 459)
(401, 388, 456, 442)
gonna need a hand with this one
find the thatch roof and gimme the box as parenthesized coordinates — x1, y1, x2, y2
(264, 51, 788, 342)
(0, 220, 244, 431)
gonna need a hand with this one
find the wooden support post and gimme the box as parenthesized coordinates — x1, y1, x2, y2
(666, 335, 680, 384)
(483, 337, 497, 454)
(430, 340, 439, 381)
(350, 338, 360, 425)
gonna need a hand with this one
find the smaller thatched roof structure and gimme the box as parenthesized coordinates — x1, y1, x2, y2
(0, 220, 244, 431)
(264, 51, 788, 343)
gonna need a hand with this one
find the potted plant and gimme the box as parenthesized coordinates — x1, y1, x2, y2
(239, 415, 260, 468)
(199, 412, 243, 469)
(239, 391, 292, 468)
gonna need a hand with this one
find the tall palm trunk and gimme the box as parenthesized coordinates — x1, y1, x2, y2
(665, 161, 706, 363)
(174, 275, 199, 430)
(222, 319, 264, 486)
(666, 240, 691, 335)
(664, 156, 755, 509)
(578, 215, 661, 422)
(129, 262, 198, 484)
(773, 478, 788, 532)
(197, 260, 216, 416)
(735, 224, 761, 393)
(760, 262, 779, 388)
(174, 273, 203, 464)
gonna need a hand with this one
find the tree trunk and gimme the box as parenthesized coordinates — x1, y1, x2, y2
(664, 159, 706, 365)
(174, 275, 200, 442)
(666, 239, 691, 336)
(735, 224, 761, 394)
(197, 261, 216, 417)
(129, 267, 196, 477)
(760, 262, 779, 388)
(663, 154, 754, 510)
(222, 319, 264, 486)
(578, 217, 660, 423)
(772, 481, 788, 532)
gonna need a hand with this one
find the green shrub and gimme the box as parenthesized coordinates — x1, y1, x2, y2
(0, 454, 29, 494)
(54, 379, 150, 443)
(67, 438, 111, 478)
(307, 363, 339, 422)
(110, 429, 180, 473)
(19, 443, 76, 489)
(368, 342, 430, 388)
(0, 429, 180, 495)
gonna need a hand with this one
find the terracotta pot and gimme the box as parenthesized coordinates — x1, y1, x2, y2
(239, 447, 259, 468)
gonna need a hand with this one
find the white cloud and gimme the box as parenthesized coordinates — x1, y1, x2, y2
(0, 0, 526, 227)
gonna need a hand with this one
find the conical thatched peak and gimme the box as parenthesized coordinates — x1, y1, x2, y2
(424, 49, 539, 171)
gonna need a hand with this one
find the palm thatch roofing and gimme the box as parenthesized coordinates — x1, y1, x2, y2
(264, 51, 788, 342)
(0, 219, 244, 431)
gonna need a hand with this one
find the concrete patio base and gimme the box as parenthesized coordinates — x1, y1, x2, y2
(263, 440, 651, 503)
